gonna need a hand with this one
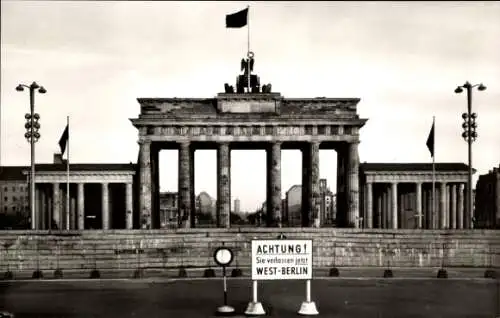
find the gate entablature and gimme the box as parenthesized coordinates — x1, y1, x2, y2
(131, 96, 366, 143)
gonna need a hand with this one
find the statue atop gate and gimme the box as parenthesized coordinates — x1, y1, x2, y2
(224, 52, 272, 94)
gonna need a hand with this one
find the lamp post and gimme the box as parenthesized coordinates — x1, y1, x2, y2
(454, 81, 486, 229)
(16, 82, 46, 230)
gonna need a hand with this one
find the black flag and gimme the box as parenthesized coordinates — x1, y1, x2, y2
(59, 124, 69, 155)
(426, 121, 434, 158)
(226, 8, 248, 28)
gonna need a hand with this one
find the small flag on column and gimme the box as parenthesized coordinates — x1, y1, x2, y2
(426, 120, 435, 158)
(226, 8, 248, 28)
(58, 124, 69, 155)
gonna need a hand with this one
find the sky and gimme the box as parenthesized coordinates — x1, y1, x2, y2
(1, 1, 499, 212)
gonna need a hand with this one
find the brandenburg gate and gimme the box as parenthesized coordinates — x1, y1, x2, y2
(131, 56, 367, 229)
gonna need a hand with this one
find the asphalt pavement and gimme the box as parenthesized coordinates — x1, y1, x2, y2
(0, 278, 499, 318)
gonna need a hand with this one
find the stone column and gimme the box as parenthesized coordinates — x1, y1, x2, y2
(376, 188, 382, 228)
(433, 186, 438, 229)
(416, 182, 423, 229)
(347, 142, 360, 227)
(383, 186, 387, 228)
(428, 186, 435, 229)
(189, 147, 196, 228)
(35, 186, 40, 230)
(309, 142, 320, 227)
(335, 147, 346, 227)
(47, 194, 53, 230)
(65, 187, 71, 230)
(450, 184, 457, 229)
(126, 182, 133, 229)
(66, 186, 72, 230)
(52, 183, 60, 230)
(366, 182, 373, 228)
(440, 182, 447, 229)
(267, 142, 282, 227)
(400, 191, 405, 228)
(464, 184, 471, 229)
(457, 183, 464, 229)
(383, 187, 389, 229)
(217, 142, 230, 228)
(40, 186, 46, 230)
(178, 142, 192, 228)
(43, 186, 49, 230)
(61, 189, 66, 231)
(70, 198, 76, 230)
(151, 144, 160, 229)
(138, 140, 152, 229)
(445, 184, 452, 229)
(422, 185, 429, 229)
(391, 182, 398, 229)
(102, 183, 109, 230)
(77, 183, 84, 230)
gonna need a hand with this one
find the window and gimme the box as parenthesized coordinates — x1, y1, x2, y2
(4, 197, 7, 202)
(12, 186, 16, 192)
(3, 187, 7, 192)
(13, 197, 17, 202)
(3, 206, 6, 212)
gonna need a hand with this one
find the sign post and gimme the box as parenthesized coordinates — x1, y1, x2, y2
(214, 246, 234, 316)
(246, 239, 318, 316)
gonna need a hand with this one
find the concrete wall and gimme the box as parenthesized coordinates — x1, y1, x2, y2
(0, 229, 499, 272)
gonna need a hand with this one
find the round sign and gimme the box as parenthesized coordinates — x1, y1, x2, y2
(214, 247, 234, 267)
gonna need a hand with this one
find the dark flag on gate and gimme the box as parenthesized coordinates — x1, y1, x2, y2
(226, 8, 248, 28)
(59, 124, 69, 155)
(426, 120, 435, 158)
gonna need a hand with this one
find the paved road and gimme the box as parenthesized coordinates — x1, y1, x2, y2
(0, 278, 499, 318)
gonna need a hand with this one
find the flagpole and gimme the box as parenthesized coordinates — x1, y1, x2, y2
(431, 116, 436, 230)
(247, 5, 250, 55)
(247, 5, 251, 94)
(66, 116, 70, 231)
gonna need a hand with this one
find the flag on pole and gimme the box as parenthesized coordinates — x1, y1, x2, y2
(426, 120, 435, 158)
(226, 8, 248, 28)
(58, 124, 69, 155)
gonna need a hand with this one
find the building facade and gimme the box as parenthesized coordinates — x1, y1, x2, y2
(0, 167, 29, 215)
(475, 164, 500, 229)
(319, 178, 335, 225)
(284, 185, 302, 227)
(283, 179, 335, 227)
(196, 191, 216, 226)
(159, 191, 178, 228)
(234, 198, 241, 214)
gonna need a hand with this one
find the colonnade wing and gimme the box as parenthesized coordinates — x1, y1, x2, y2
(361, 165, 470, 229)
(28, 167, 135, 230)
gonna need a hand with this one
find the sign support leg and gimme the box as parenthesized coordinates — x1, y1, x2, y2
(216, 266, 235, 316)
(298, 280, 319, 315)
(223, 267, 228, 305)
(245, 280, 265, 316)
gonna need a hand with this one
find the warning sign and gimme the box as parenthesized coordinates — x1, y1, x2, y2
(251, 239, 313, 280)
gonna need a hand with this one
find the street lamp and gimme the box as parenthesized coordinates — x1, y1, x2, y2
(16, 82, 46, 230)
(454, 81, 486, 229)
